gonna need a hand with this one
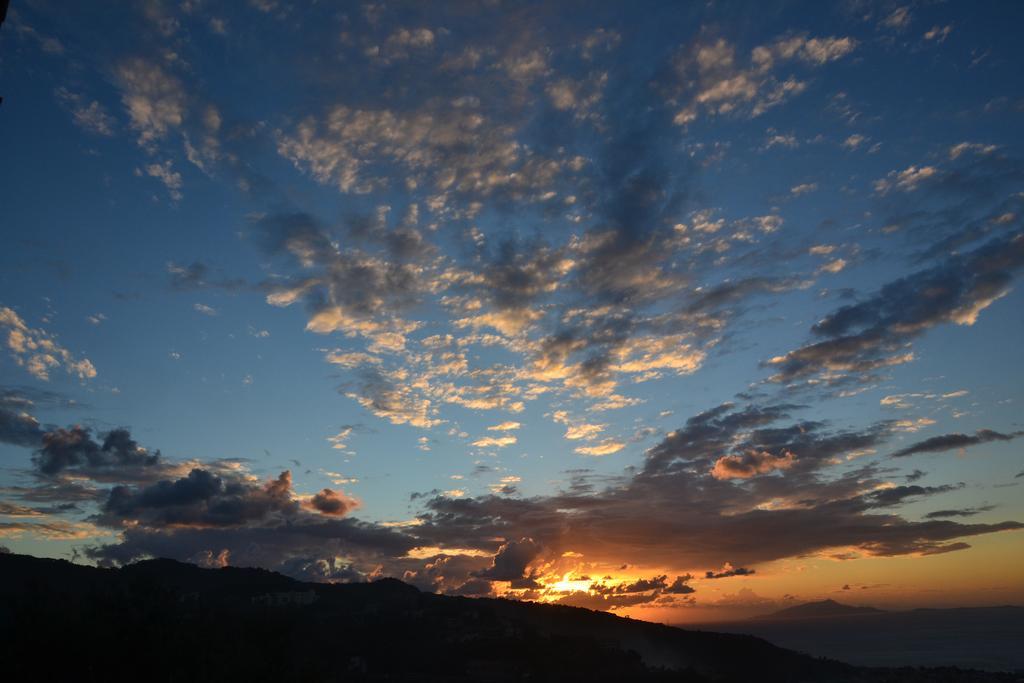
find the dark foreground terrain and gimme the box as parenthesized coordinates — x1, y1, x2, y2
(0, 553, 1019, 683)
(693, 600, 1024, 672)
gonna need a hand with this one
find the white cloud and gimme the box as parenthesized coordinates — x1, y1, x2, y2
(140, 160, 183, 200)
(949, 142, 998, 160)
(115, 58, 186, 149)
(471, 435, 517, 448)
(924, 25, 953, 43)
(881, 7, 912, 31)
(874, 165, 938, 194)
(0, 306, 97, 381)
(54, 88, 116, 136)
(327, 427, 353, 450)
(842, 134, 867, 150)
(193, 303, 218, 316)
(487, 421, 521, 432)
(817, 258, 847, 274)
(673, 34, 856, 125)
(574, 439, 625, 456)
(564, 423, 605, 440)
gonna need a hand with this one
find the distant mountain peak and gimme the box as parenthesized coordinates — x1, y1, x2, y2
(758, 599, 885, 620)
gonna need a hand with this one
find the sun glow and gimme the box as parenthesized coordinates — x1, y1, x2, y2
(545, 571, 593, 594)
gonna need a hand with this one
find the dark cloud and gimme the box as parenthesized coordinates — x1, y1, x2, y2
(167, 261, 246, 291)
(666, 575, 696, 594)
(644, 403, 798, 473)
(8, 397, 1018, 594)
(891, 429, 1024, 458)
(572, 85, 694, 305)
(881, 151, 1024, 262)
(276, 556, 366, 583)
(33, 426, 161, 478)
(684, 276, 807, 316)
(86, 515, 418, 571)
(0, 403, 45, 448)
(558, 573, 695, 610)
(475, 537, 541, 582)
(0, 385, 80, 449)
(411, 403, 1022, 570)
(766, 231, 1024, 385)
(705, 566, 755, 579)
(256, 211, 425, 327)
(1, 385, 79, 411)
(448, 578, 495, 597)
(0, 481, 102, 504)
(99, 469, 298, 528)
(864, 483, 963, 507)
(590, 573, 694, 597)
(0, 501, 78, 516)
(400, 553, 493, 594)
(923, 506, 996, 519)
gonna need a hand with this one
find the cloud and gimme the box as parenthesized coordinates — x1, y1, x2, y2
(949, 142, 998, 160)
(865, 483, 963, 507)
(471, 435, 517, 449)
(115, 58, 186, 149)
(474, 537, 542, 582)
(306, 488, 358, 516)
(8, 7, 1020, 599)
(140, 160, 183, 201)
(168, 262, 245, 291)
(344, 366, 443, 429)
(276, 99, 565, 201)
(711, 449, 796, 480)
(33, 426, 161, 478)
(891, 429, 1024, 458)
(923, 506, 995, 519)
(87, 514, 418, 572)
(257, 211, 425, 334)
(875, 165, 938, 194)
(842, 134, 867, 150)
(574, 439, 626, 456)
(86, 462, 414, 576)
(410, 402, 1022, 571)
(924, 25, 953, 43)
(556, 574, 695, 610)
(54, 88, 116, 136)
(1, 307, 97, 381)
(881, 7, 912, 31)
(0, 392, 46, 448)
(670, 33, 856, 124)
(371, 27, 435, 63)
(705, 563, 755, 579)
(765, 231, 1024, 385)
(4, 395, 1021, 597)
(0, 520, 99, 541)
(192, 303, 218, 316)
(486, 421, 521, 432)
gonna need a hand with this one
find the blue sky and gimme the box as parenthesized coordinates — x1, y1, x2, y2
(1, 0, 1022, 619)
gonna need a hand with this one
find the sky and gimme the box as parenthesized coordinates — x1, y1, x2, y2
(1, 0, 1022, 622)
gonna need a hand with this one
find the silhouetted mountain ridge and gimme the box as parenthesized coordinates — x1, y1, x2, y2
(0, 553, 1016, 682)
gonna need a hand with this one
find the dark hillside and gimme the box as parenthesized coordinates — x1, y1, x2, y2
(0, 553, 1016, 683)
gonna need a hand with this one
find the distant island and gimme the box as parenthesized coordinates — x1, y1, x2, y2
(756, 598, 886, 620)
(694, 599, 1024, 672)
(1, 552, 1020, 682)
